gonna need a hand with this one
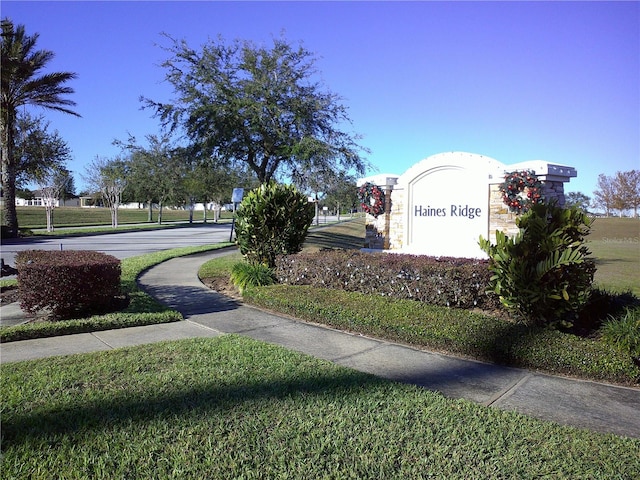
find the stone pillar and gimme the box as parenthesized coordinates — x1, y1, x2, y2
(383, 185, 393, 249)
(358, 175, 398, 251)
(488, 162, 578, 242)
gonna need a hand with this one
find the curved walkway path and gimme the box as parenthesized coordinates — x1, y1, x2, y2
(2, 249, 639, 439)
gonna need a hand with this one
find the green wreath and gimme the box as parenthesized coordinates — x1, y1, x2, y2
(500, 170, 543, 214)
(358, 182, 386, 218)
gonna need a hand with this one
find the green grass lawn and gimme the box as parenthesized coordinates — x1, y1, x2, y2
(588, 217, 640, 295)
(2, 336, 638, 480)
(5, 206, 233, 230)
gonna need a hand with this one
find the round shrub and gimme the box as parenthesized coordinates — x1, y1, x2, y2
(235, 182, 315, 267)
(16, 250, 122, 320)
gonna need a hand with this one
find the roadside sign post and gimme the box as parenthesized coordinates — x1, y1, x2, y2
(229, 188, 244, 242)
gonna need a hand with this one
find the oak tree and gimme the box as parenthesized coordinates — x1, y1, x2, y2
(143, 35, 369, 185)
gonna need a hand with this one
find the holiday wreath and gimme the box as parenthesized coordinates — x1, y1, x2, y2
(500, 170, 543, 214)
(357, 182, 386, 218)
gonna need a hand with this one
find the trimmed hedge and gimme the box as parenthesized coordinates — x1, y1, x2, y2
(275, 250, 501, 311)
(16, 250, 123, 320)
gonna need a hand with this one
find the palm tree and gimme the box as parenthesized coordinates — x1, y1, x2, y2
(1, 18, 80, 237)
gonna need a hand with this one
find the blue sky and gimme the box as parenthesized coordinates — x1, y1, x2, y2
(3, 1, 639, 199)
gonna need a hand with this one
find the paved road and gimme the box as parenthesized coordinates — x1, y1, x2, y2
(0, 214, 350, 268)
(0, 223, 233, 267)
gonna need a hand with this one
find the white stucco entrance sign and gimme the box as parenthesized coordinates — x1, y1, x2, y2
(400, 152, 505, 257)
(359, 151, 577, 259)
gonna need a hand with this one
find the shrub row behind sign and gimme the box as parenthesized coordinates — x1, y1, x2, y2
(275, 250, 501, 311)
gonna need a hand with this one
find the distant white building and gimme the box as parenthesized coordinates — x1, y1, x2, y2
(15, 191, 81, 207)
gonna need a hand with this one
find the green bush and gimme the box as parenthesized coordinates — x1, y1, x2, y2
(479, 202, 596, 328)
(235, 182, 315, 267)
(230, 261, 276, 294)
(600, 307, 640, 358)
(16, 250, 124, 320)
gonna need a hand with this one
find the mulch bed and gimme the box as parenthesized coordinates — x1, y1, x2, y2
(0, 285, 20, 305)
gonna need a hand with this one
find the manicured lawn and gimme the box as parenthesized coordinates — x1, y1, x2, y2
(588, 217, 640, 295)
(303, 215, 366, 251)
(2, 336, 638, 479)
(5, 206, 232, 230)
(2, 219, 639, 477)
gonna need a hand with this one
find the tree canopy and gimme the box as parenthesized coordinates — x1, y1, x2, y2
(593, 170, 640, 217)
(14, 113, 72, 188)
(565, 191, 591, 212)
(143, 35, 370, 185)
(83, 156, 128, 228)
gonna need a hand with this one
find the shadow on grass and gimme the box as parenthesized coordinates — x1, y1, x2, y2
(2, 368, 388, 446)
(304, 231, 364, 251)
(593, 258, 635, 266)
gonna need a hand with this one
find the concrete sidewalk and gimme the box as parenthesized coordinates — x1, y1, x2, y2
(2, 249, 639, 439)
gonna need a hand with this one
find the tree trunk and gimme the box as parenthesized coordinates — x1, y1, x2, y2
(110, 206, 119, 228)
(147, 200, 153, 222)
(1, 114, 19, 238)
(46, 206, 54, 232)
(314, 193, 319, 226)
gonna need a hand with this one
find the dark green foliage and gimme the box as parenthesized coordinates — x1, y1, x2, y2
(235, 182, 315, 267)
(230, 261, 276, 293)
(276, 250, 500, 311)
(572, 288, 640, 335)
(479, 202, 596, 328)
(145, 36, 369, 185)
(16, 250, 123, 320)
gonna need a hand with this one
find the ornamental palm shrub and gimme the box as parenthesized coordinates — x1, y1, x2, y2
(479, 202, 596, 328)
(235, 182, 315, 268)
